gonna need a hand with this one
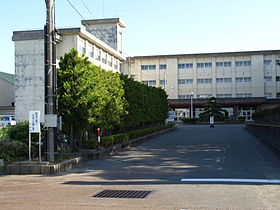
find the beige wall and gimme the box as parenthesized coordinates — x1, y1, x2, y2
(125, 52, 280, 99)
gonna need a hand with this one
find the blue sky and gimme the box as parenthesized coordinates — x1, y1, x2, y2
(1, 0, 280, 74)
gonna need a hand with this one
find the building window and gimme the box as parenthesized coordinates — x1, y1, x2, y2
(216, 78, 224, 84)
(79, 38, 86, 54)
(142, 80, 156, 86)
(102, 51, 107, 64)
(244, 77, 252, 83)
(264, 60, 272, 66)
(236, 77, 251, 83)
(224, 62, 232, 67)
(235, 61, 243, 66)
(178, 95, 187, 99)
(277, 92, 280, 98)
(236, 93, 252, 98)
(159, 64, 167, 70)
(178, 63, 193, 69)
(197, 78, 212, 84)
(216, 62, 223, 68)
(276, 76, 280, 81)
(264, 76, 272, 82)
(244, 61, 251, 66)
(197, 63, 205, 68)
(264, 93, 272, 98)
(87, 44, 94, 58)
(235, 61, 251, 67)
(205, 62, 212, 68)
(95, 47, 101, 61)
(108, 54, 113, 67)
(216, 78, 232, 84)
(276, 60, 280, 66)
(197, 62, 212, 68)
(178, 79, 193, 85)
(197, 94, 212, 98)
(141, 65, 156, 70)
(216, 94, 232, 98)
(160, 80, 166, 86)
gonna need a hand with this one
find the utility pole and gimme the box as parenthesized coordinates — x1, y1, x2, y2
(44, 0, 57, 162)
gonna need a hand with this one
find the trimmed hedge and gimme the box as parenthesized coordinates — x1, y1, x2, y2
(85, 124, 174, 149)
(181, 118, 198, 124)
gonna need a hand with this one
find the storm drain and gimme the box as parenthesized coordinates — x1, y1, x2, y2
(92, 190, 152, 199)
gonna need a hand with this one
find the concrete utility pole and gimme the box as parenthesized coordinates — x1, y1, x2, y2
(44, 0, 57, 162)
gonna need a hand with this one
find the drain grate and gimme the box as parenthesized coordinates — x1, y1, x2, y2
(93, 190, 152, 199)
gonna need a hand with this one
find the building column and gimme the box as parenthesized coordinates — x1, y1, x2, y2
(233, 105, 239, 121)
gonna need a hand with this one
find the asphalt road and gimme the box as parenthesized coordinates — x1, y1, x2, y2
(1, 124, 280, 209)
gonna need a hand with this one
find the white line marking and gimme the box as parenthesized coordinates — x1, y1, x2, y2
(180, 178, 280, 184)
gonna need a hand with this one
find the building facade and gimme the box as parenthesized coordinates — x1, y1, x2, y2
(12, 18, 126, 122)
(0, 71, 15, 115)
(124, 51, 280, 120)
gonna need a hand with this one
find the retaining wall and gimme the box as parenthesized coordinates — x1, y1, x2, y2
(246, 123, 280, 151)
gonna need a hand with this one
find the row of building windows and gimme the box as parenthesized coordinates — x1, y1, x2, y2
(178, 93, 253, 99)
(79, 38, 120, 70)
(143, 76, 279, 87)
(178, 93, 280, 99)
(141, 59, 280, 71)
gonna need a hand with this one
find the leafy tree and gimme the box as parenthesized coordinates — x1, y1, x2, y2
(199, 97, 226, 121)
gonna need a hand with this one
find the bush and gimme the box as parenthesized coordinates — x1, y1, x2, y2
(181, 118, 198, 124)
(0, 140, 29, 163)
(238, 116, 246, 123)
(84, 124, 174, 149)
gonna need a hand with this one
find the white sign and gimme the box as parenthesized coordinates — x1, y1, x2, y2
(210, 116, 214, 124)
(29, 111, 40, 133)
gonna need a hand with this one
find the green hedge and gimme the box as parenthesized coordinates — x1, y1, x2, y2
(181, 118, 198, 124)
(85, 124, 174, 149)
(0, 140, 28, 163)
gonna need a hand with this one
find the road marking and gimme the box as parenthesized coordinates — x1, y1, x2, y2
(180, 178, 280, 184)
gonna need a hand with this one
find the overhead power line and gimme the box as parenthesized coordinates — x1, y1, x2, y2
(79, 0, 95, 18)
(65, 0, 90, 25)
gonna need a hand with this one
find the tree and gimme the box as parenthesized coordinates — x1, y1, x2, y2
(199, 97, 226, 121)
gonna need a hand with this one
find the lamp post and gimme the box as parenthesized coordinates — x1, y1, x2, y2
(190, 92, 194, 118)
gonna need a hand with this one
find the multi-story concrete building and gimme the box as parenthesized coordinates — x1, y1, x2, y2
(124, 50, 280, 120)
(0, 71, 15, 115)
(12, 18, 126, 122)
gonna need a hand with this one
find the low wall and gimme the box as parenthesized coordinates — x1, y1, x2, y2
(6, 157, 82, 175)
(246, 123, 280, 151)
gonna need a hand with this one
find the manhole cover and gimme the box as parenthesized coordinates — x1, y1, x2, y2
(93, 190, 152, 199)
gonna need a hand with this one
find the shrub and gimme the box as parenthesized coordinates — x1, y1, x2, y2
(181, 118, 198, 124)
(238, 116, 246, 123)
(84, 124, 174, 149)
(0, 140, 29, 163)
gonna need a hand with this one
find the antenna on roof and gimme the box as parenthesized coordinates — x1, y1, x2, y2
(103, 0, 105, 18)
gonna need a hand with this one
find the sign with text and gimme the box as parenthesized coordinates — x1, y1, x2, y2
(29, 111, 40, 133)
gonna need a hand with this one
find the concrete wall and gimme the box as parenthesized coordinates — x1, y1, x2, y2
(85, 23, 119, 51)
(14, 39, 45, 122)
(246, 123, 280, 151)
(0, 78, 14, 106)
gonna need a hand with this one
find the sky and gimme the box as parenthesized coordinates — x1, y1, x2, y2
(1, 0, 280, 74)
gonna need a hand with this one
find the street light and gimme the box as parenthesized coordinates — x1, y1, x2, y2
(190, 92, 194, 118)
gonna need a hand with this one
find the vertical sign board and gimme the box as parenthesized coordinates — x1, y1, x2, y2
(29, 111, 41, 162)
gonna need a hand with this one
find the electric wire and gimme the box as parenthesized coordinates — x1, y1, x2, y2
(79, 0, 95, 18)
(65, 0, 90, 25)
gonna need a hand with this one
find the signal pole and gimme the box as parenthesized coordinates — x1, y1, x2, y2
(44, 0, 57, 162)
